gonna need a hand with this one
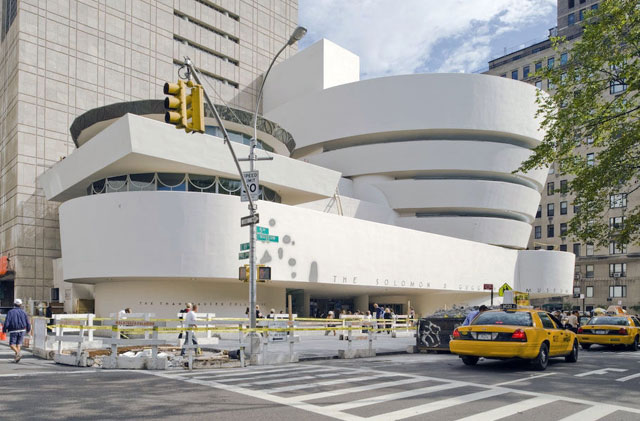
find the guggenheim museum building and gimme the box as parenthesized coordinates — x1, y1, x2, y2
(39, 40, 574, 318)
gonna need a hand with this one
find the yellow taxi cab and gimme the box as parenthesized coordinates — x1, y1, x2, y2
(577, 315, 640, 351)
(449, 307, 578, 370)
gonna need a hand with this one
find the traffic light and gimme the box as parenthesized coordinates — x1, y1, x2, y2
(163, 80, 205, 133)
(163, 80, 187, 128)
(238, 264, 271, 282)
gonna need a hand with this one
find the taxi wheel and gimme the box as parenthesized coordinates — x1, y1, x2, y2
(461, 356, 479, 366)
(532, 343, 549, 371)
(630, 336, 639, 352)
(565, 340, 578, 363)
(581, 343, 591, 350)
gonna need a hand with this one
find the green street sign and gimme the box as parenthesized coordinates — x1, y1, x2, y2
(268, 235, 279, 243)
(257, 233, 268, 241)
(256, 226, 269, 235)
(240, 243, 250, 251)
(498, 282, 513, 297)
(238, 252, 249, 260)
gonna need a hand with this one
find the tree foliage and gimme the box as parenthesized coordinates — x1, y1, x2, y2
(519, 0, 640, 248)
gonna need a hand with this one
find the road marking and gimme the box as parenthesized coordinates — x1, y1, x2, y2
(366, 388, 510, 421)
(326, 381, 465, 411)
(236, 374, 327, 386)
(286, 377, 426, 403)
(267, 372, 394, 393)
(0, 370, 96, 378)
(189, 364, 330, 379)
(616, 372, 640, 382)
(556, 404, 620, 421)
(494, 372, 555, 386)
(455, 395, 557, 421)
(575, 368, 627, 377)
(202, 366, 339, 382)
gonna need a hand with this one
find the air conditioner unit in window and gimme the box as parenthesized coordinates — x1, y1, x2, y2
(613, 272, 621, 278)
(574, 273, 581, 280)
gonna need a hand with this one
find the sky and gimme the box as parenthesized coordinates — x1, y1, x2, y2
(298, 0, 557, 79)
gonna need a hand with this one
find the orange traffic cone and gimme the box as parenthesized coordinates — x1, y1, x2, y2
(0, 324, 6, 341)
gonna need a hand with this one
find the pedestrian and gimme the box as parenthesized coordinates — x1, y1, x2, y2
(181, 304, 200, 356)
(255, 305, 262, 319)
(409, 307, 416, 327)
(267, 308, 276, 319)
(384, 308, 392, 334)
(462, 305, 488, 326)
(566, 311, 579, 333)
(374, 303, 384, 332)
(178, 303, 192, 342)
(363, 310, 372, 333)
(118, 307, 131, 319)
(3, 299, 31, 363)
(324, 311, 336, 336)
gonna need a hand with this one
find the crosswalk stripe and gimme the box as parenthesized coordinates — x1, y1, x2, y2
(187, 364, 328, 379)
(285, 376, 428, 403)
(454, 395, 557, 421)
(201, 367, 339, 383)
(236, 374, 321, 386)
(268, 372, 394, 394)
(326, 381, 465, 411)
(365, 388, 509, 421)
(556, 405, 620, 421)
(616, 372, 640, 382)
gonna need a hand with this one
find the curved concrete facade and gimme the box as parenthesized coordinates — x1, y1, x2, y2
(265, 70, 547, 248)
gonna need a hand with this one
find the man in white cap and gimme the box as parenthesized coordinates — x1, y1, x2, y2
(2, 299, 31, 362)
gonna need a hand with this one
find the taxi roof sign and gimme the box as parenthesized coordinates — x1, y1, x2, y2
(498, 282, 513, 297)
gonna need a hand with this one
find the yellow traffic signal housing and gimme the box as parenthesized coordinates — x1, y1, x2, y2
(238, 264, 271, 282)
(163, 80, 205, 133)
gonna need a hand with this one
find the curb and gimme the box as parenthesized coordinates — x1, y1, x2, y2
(299, 349, 408, 361)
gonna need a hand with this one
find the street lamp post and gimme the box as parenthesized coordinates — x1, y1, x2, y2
(245, 26, 306, 352)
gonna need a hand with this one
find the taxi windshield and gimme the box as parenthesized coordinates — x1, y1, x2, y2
(471, 311, 533, 326)
(587, 317, 629, 326)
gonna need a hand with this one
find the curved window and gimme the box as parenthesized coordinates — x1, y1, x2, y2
(86, 173, 281, 203)
(205, 126, 274, 152)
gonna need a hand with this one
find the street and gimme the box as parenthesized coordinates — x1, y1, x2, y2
(2, 344, 640, 420)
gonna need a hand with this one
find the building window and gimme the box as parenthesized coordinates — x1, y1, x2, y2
(580, 0, 586, 4)
(547, 182, 555, 196)
(547, 246, 554, 251)
(586, 264, 594, 278)
(560, 201, 568, 215)
(536, 205, 542, 218)
(586, 243, 594, 256)
(591, 4, 598, 10)
(500, 73, 507, 78)
(547, 203, 555, 217)
(560, 223, 568, 236)
(586, 286, 594, 298)
(610, 79, 627, 94)
(1, 0, 17, 41)
(535, 62, 542, 72)
(573, 243, 580, 256)
(568, 13, 575, 26)
(609, 285, 626, 298)
(610, 193, 627, 208)
(587, 136, 594, 144)
(586, 153, 594, 166)
(548, 57, 555, 69)
(547, 224, 555, 238)
(579, 9, 585, 20)
(609, 242, 627, 255)
(609, 263, 627, 277)
(523, 66, 530, 79)
(548, 79, 555, 90)
(535, 80, 543, 89)
(609, 216, 624, 229)
(574, 204, 580, 214)
(511, 70, 518, 80)
(568, 0, 575, 8)
(561, 53, 568, 66)
(560, 244, 567, 251)
(534, 245, 542, 250)
(560, 180, 568, 194)
(534, 226, 542, 239)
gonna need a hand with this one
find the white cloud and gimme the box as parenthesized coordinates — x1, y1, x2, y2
(299, 0, 556, 78)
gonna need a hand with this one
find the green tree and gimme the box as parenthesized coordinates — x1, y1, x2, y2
(519, 0, 640, 248)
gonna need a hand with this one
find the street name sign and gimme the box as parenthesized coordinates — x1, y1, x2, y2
(268, 235, 279, 243)
(256, 226, 269, 234)
(240, 213, 259, 227)
(238, 252, 249, 260)
(257, 233, 268, 241)
(240, 170, 259, 202)
(240, 243, 250, 251)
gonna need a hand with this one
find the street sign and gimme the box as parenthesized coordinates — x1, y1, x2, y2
(240, 242, 250, 251)
(238, 252, 249, 260)
(268, 235, 279, 243)
(498, 282, 513, 297)
(240, 213, 259, 227)
(483, 284, 493, 291)
(257, 233, 268, 241)
(240, 170, 259, 202)
(256, 226, 269, 234)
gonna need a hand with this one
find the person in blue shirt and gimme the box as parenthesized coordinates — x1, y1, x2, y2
(3, 299, 31, 363)
(462, 305, 488, 326)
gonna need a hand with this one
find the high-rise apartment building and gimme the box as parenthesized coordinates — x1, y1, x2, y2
(485, 0, 639, 312)
(0, 0, 298, 310)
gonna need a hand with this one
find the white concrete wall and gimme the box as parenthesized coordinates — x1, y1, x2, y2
(58, 192, 573, 299)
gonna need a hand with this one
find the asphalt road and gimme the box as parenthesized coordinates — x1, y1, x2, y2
(1, 343, 640, 420)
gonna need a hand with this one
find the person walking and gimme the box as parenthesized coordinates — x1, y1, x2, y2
(324, 311, 336, 336)
(566, 311, 579, 333)
(181, 304, 200, 356)
(384, 308, 392, 334)
(462, 305, 488, 326)
(3, 299, 31, 363)
(374, 303, 384, 332)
